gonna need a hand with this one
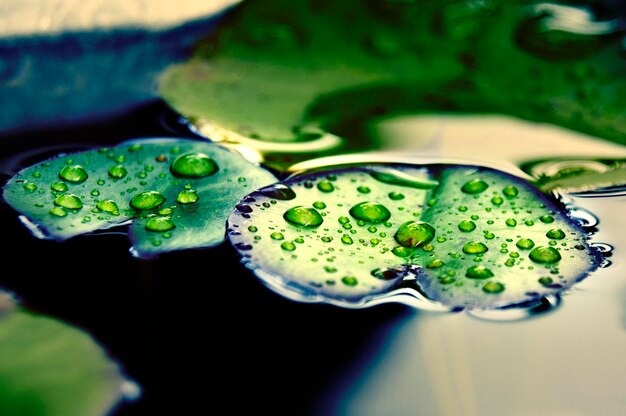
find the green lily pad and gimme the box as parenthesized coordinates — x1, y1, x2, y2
(159, 0, 626, 164)
(3, 138, 276, 258)
(0, 293, 132, 415)
(227, 164, 602, 310)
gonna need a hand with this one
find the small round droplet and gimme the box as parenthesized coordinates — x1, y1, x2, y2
(341, 235, 353, 245)
(281, 241, 296, 251)
(394, 221, 435, 248)
(357, 186, 371, 194)
(546, 229, 566, 239)
(49, 207, 67, 217)
(271, 232, 285, 240)
(130, 191, 166, 210)
(461, 179, 489, 194)
(458, 220, 476, 232)
(463, 241, 488, 254)
(388, 191, 405, 200)
(283, 206, 323, 228)
(540, 215, 554, 223)
(145, 217, 176, 232)
(170, 153, 218, 178)
(313, 201, 326, 210)
(516, 238, 535, 250)
(317, 180, 334, 193)
(23, 182, 37, 191)
(59, 165, 88, 183)
(349, 202, 391, 224)
(108, 165, 128, 179)
(465, 265, 494, 279)
(97, 199, 119, 215)
(341, 276, 358, 286)
(538, 276, 555, 287)
(491, 196, 503, 206)
(505, 218, 517, 227)
(51, 182, 68, 192)
(503, 185, 519, 198)
(427, 259, 445, 269)
(392, 246, 411, 257)
(482, 282, 505, 294)
(54, 194, 83, 210)
(529, 246, 562, 264)
(248, 225, 258, 232)
(177, 189, 199, 204)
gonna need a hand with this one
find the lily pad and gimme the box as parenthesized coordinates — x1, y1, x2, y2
(2, 138, 276, 258)
(227, 164, 602, 310)
(0, 293, 133, 415)
(160, 0, 626, 162)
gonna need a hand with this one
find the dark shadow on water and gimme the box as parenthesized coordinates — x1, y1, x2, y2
(0, 103, 412, 415)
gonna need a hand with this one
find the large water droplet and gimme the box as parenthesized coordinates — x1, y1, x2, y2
(97, 199, 120, 215)
(461, 179, 489, 194)
(529, 246, 562, 263)
(54, 194, 83, 210)
(130, 191, 166, 210)
(458, 220, 476, 232)
(516, 238, 535, 249)
(145, 217, 176, 232)
(170, 153, 218, 178)
(465, 265, 494, 279)
(283, 206, 324, 228)
(349, 202, 391, 223)
(59, 165, 88, 183)
(546, 228, 566, 239)
(463, 241, 488, 254)
(394, 221, 435, 248)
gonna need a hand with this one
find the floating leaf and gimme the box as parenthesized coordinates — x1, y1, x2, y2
(228, 164, 602, 310)
(3, 138, 276, 258)
(0, 293, 133, 415)
(160, 0, 626, 165)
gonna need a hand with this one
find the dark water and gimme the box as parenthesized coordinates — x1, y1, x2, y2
(0, 101, 411, 415)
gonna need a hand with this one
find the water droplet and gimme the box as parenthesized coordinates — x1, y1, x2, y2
(370, 268, 402, 280)
(463, 241, 488, 254)
(317, 180, 334, 193)
(491, 196, 503, 206)
(260, 184, 296, 200)
(502, 185, 519, 198)
(484, 232, 495, 239)
(388, 191, 405, 200)
(49, 206, 67, 217)
(461, 179, 489, 194)
(516, 238, 535, 249)
(427, 259, 445, 269)
(23, 182, 37, 192)
(54, 194, 83, 210)
(538, 276, 557, 287)
(313, 201, 326, 209)
(51, 182, 68, 192)
(321, 236, 333, 243)
(341, 235, 354, 245)
(177, 189, 199, 204)
(108, 165, 128, 179)
(540, 215, 554, 223)
(458, 220, 476, 232)
(170, 153, 218, 178)
(130, 191, 166, 210)
(59, 165, 88, 183)
(394, 221, 435, 248)
(482, 281, 505, 294)
(458, 205, 468, 212)
(529, 246, 562, 263)
(145, 217, 176, 232)
(324, 266, 337, 273)
(283, 206, 324, 228)
(392, 246, 411, 257)
(506, 218, 517, 227)
(248, 225, 258, 232)
(341, 276, 358, 286)
(524, 220, 535, 226)
(370, 169, 438, 189)
(427, 199, 438, 206)
(281, 241, 296, 251)
(97, 199, 119, 215)
(128, 144, 142, 152)
(271, 232, 285, 240)
(546, 229, 566, 239)
(349, 202, 391, 223)
(357, 186, 371, 194)
(465, 265, 494, 279)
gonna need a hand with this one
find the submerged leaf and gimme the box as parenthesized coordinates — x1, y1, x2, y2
(3, 138, 276, 258)
(228, 164, 601, 310)
(0, 293, 132, 415)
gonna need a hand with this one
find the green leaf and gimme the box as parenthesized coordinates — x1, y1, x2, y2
(0, 293, 132, 416)
(159, 0, 626, 160)
(2, 138, 276, 258)
(227, 164, 601, 310)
